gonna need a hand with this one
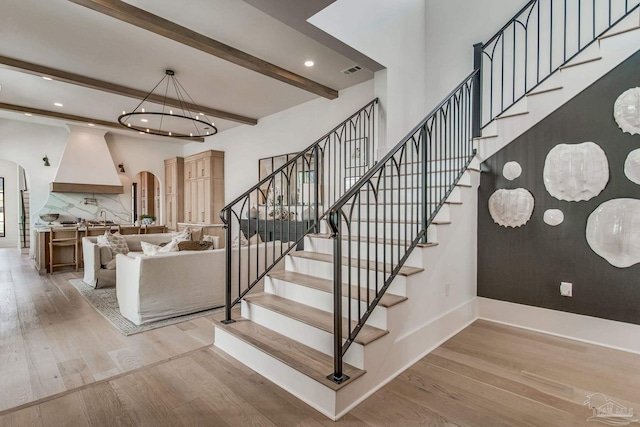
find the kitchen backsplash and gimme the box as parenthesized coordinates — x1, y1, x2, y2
(35, 192, 132, 225)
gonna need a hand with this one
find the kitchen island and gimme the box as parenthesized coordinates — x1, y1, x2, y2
(33, 224, 165, 274)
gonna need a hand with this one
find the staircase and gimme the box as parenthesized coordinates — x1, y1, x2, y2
(20, 190, 30, 249)
(214, 0, 640, 420)
(216, 165, 479, 418)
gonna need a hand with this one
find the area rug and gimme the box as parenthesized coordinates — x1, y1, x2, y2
(69, 279, 224, 336)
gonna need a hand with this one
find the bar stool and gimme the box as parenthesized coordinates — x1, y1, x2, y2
(49, 227, 79, 273)
(118, 225, 141, 235)
(85, 226, 111, 237)
(144, 225, 166, 234)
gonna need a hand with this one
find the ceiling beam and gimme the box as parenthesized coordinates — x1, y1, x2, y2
(67, 0, 339, 100)
(0, 55, 257, 126)
(0, 102, 205, 142)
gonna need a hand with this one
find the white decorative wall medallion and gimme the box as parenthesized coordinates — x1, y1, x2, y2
(543, 209, 564, 226)
(586, 198, 640, 268)
(488, 188, 535, 228)
(625, 149, 640, 185)
(502, 161, 522, 181)
(614, 87, 640, 135)
(543, 142, 609, 201)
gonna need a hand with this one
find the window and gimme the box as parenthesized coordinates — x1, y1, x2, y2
(0, 177, 4, 237)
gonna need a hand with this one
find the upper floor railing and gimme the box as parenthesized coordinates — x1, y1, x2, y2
(479, 0, 640, 127)
(219, 99, 378, 322)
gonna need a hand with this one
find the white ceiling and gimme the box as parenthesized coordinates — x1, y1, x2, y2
(0, 0, 375, 142)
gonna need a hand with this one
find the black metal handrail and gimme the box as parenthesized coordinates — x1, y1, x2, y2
(479, 0, 640, 127)
(325, 71, 477, 383)
(220, 99, 378, 323)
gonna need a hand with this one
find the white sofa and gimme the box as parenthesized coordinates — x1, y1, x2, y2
(115, 241, 283, 325)
(82, 233, 176, 288)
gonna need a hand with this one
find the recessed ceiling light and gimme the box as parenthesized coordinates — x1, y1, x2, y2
(42, 76, 53, 81)
(139, 131, 145, 135)
(304, 60, 314, 67)
(140, 119, 148, 123)
(88, 123, 95, 126)
(24, 113, 32, 116)
(54, 102, 63, 107)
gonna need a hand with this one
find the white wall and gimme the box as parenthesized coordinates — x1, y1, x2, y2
(183, 80, 375, 204)
(423, 0, 524, 109)
(0, 160, 19, 248)
(106, 132, 184, 224)
(309, 0, 428, 150)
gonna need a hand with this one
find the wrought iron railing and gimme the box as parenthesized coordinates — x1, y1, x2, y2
(220, 99, 378, 322)
(325, 72, 477, 382)
(479, 0, 640, 127)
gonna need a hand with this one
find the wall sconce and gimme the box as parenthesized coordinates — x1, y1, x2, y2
(43, 155, 50, 167)
(118, 163, 125, 173)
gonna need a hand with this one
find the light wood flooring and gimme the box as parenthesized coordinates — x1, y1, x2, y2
(1, 248, 639, 426)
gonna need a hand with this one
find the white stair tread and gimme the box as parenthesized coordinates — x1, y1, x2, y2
(268, 270, 408, 308)
(244, 293, 389, 346)
(289, 250, 424, 276)
(215, 313, 365, 391)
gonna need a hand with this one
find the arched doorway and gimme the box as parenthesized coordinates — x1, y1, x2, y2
(132, 171, 160, 224)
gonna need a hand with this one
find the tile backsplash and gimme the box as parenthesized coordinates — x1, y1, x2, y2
(35, 192, 132, 225)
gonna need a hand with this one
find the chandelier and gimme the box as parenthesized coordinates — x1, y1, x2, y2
(118, 70, 218, 138)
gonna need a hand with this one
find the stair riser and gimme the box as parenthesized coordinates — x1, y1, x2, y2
(214, 328, 338, 419)
(357, 186, 462, 204)
(319, 220, 441, 243)
(382, 159, 473, 173)
(285, 256, 407, 297)
(241, 300, 366, 369)
(374, 171, 471, 188)
(265, 277, 388, 330)
(305, 236, 424, 269)
(355, 203, 450, 222)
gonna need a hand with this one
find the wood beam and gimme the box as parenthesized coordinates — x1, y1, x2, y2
(0, 102, 205, 142)
(67, 0, 339, 100)
(0, 55, 257, 126)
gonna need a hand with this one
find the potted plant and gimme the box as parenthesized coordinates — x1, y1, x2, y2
(139, 214, 156, 225)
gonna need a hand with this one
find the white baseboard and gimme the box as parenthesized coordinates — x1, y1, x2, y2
(478, 297, 640, 355)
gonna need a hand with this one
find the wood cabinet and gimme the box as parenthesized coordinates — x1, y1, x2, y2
(164, 157, 184, 231)
(183, 150, 224, 225)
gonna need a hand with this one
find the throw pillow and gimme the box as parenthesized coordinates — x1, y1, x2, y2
(141, 238, 179, 256)
(178, 240, 213, 251)
(99, 245, 113, 267)
(174, 227, 192, 243)
(201, 235, 220, 249)
(231, 230, 249, 249)
(189, 226, 204, 242)
(248, 233, 263, 245)
(102, 231, 130, 255)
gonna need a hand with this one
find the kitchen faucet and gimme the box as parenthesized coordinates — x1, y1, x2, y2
(99, 209, 107, 225)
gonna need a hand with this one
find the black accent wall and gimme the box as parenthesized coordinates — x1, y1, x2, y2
(478, 50, 640, 325)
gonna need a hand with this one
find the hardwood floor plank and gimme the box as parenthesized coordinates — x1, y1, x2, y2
(0, 404, 42, 427)
(39, 392, 90, 427)
(57, 357, 96, 390)
(79, 382, 137, 427)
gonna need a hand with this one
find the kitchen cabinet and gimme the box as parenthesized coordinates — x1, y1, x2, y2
(183, 150, 224, 225)
(164, 157, 184, 231)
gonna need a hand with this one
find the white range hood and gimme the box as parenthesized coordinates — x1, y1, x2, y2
(50, 126, 123, 194)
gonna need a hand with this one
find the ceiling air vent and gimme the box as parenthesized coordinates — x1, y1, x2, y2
(341, 65, 362, 75)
